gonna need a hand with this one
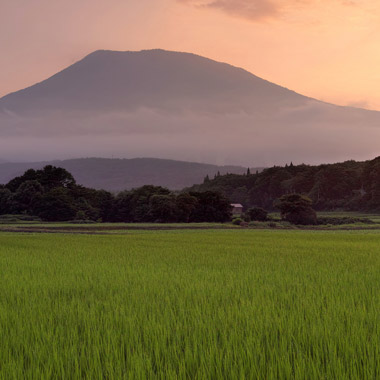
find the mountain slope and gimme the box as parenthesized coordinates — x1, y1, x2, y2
(0, 50, 305, 114)
(0, 157, 260, 191)
(0, 49, 379, 165)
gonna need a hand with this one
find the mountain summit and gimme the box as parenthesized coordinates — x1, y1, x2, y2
(0, 49, 379, 164)
(0, 49, 305, 114)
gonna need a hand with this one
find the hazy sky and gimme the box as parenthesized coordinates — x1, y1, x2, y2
(1, 0, 380, 110)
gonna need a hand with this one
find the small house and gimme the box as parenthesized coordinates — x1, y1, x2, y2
(231, 203, 243, 216)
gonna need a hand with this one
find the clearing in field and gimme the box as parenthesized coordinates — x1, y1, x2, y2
(0, 229, 380, 378)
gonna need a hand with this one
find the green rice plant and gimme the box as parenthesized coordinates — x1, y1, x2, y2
(0, 230, 380, 378)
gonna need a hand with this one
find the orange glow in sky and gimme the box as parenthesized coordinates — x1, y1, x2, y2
(1, 0, 380, 109)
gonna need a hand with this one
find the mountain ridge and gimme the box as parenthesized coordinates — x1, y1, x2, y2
(0, 49, 308, 115)
(0, 49, 307, 107)
(0, 157, 263, 191)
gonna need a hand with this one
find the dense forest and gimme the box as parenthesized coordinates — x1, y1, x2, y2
(1, 157, 380, 223)
(186, 157, 380, 211)
(0, 166, 231, 222)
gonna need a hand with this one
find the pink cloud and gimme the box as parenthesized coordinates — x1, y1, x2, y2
(178, 0, 279, 20)
(177, 0, 362, 21)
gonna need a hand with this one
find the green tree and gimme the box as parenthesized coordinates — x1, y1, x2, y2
(0, 189, 13, 214)
(114, 186, 171, 222)
(148, 194, 178, 223)
(231, 186, 249, 206)
(33, 188, 76, 221)
(93, 190, 115, 222)
(189, 191, 232, 223)
(274, 194, 317, 225)
(13, 180, 44, 214)
(38, 166, 76, 191)
(6, 169, 39, 192)
(73, 197, 99, 221)
(176, 193, 198, 223)
(6, 166, 76, 193)
(362, 157, 380, 210)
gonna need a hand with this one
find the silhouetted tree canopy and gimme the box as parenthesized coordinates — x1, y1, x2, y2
(188, 191, 232, 223)
(4, 157, 380, 222)
(0, 167, 233, 223)
(6, 166, 75, 192)
(274, 194, 317, 225)
(185, 157, 380, 212)
(247, 207, 268, 222)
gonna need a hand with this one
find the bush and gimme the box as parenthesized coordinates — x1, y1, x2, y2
(242, 213, 251, 222)
(247, 207, 268, 221)
(248, 221, 261, 227)
(0, 214, 41, 223)
(317, 216, 375, 225)
(286, 210, 317, 225)
(75, 210, 88, 221)
(232, 218, 243, 225)
(69, 220, 96, 224)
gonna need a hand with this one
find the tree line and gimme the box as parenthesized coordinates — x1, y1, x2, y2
(2, 157, 379, 223)
(0, 166, 232, 222)
(187, 157, 380, 211)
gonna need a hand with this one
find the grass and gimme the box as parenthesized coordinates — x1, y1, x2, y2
(1, 229, 380, 378)
(1, 211, 380, 233)
(0, 222, 240, 236)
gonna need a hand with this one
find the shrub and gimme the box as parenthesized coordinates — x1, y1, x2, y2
(75, 210, 88, 221)
(248, 221, 261, 227)
(232, 218, 243, 226)
(317, 216, 375, 225)
(247, 207, 268, 221)
(69, 220, 96, 224)
(0, 214, 41, 223)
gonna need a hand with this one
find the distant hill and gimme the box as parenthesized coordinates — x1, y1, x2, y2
(0, 49, 379, 165)
(185, 157, 380, 212)
(0, 158, 262, 191)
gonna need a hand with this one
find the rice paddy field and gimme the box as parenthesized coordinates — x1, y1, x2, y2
(1, 229, 380, 378)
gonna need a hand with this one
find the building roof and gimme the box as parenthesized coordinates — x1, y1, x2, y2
(231, 203, 243, 208)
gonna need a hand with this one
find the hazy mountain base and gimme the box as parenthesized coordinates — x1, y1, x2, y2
(0, 158, 262, 191)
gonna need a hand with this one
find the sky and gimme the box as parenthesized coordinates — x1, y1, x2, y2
(1, 0, 380, 110)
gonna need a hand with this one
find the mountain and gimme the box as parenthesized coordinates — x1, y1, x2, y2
(0, 157, 261, 191)
(0, 49, 305, 114)
(0, 49, 379, 165)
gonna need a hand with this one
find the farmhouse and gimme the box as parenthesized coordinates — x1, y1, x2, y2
(231, 203, 243, 215)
